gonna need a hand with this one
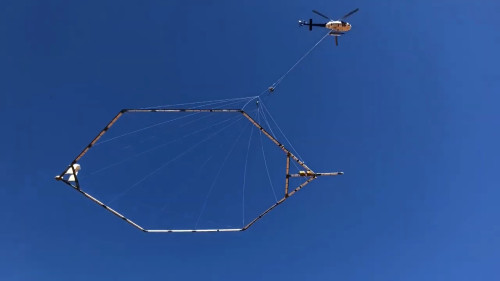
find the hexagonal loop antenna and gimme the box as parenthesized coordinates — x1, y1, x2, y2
(55, 108, 343, 233)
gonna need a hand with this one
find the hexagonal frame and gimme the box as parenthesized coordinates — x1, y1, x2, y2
(55, 108, 343, 232)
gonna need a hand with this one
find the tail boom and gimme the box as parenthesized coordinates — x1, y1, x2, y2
(299, 19, 326, 31)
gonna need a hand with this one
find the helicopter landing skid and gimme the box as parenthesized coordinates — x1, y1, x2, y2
(328, 31, 344, 36)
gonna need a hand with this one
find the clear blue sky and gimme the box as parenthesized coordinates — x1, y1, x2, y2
(1, 0, 500, 280)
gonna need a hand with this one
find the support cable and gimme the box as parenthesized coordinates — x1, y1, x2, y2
(143, 95, 257, 110)
(261, 31, 330, 95)
(260, 101, 304, 162)
(108, 115, 245, 204)
(258, 103, 278, 142)
(87, 115, 238, 177)
(258, 104, 300, 171)
(241, 119, 255, 226)
(257, 107, 278, 202)
(97, 98, 251, 146)
(195, 118, 253, 228)
(258, 104, 301, 171)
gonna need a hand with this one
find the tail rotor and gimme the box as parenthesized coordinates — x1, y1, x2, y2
(298, 19, 313, 30)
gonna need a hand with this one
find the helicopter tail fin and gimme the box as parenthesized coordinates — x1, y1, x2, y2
(299, 19, 322, 31)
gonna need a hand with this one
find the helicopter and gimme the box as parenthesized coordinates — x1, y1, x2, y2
(299, 8, 359, 46)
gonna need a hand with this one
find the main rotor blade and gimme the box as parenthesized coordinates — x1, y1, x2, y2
(312, 10, 332, 20)
(340, 8, 359, 20)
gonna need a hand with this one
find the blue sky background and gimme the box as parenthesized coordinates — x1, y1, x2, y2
(1, 0, 500, 280)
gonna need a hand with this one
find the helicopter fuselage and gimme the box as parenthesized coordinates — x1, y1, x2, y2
(300, 8, 358, 46)
(325, 20, 351, 32)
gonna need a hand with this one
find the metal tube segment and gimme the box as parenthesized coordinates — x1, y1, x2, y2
(241, 177, 316, 231)
(289, 171, 343, 177)
(146, 229, 242, 233)
(59, 180, 147, 232)
(125, 109, 242, 113)
(285, 154, 290, 197)
(57, 110, 125, 178)
(315, 172, 344, 176)
(286, 176, 317, 198)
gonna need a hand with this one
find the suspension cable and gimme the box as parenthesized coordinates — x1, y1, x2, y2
(96, 98, 252, 146)
(257, 108, 278, 203)
(241, 119, 255, 225)
(260, 101, 304, 162)
(108, 115, 245, 205)
(143, 95, 257, 110)
(261, 31, 330, 95)
(195, 117, 253, 228)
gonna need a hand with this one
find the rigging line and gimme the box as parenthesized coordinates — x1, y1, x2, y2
(257, 100, 278, 143)
(108, 115, 245, 205)
(242, 87, 272, 111)
(263, 31, 330, 94)
(241, 116, 255, 226)
(258, 103, 303, 171)
(258, 88, 272, 104)
(142, 95, 258, 110)
(95, 112, 198, 146)
(208, 97, 259, 109)
(95, 98, 250, 146)
(142, 96, 256, 109)
(185, 96, 258, 108)
(242, 84, 279, 110)
(180, 95, 259, 127)
(195, 117, 254, 229)
(241, 96, 259, 110)
(260, 101, 304, 162)
(86, 115, 238, 177)
(189, 96, 256, 109)
(258, 101, 301, 171)
(257, 107, 279, 203)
